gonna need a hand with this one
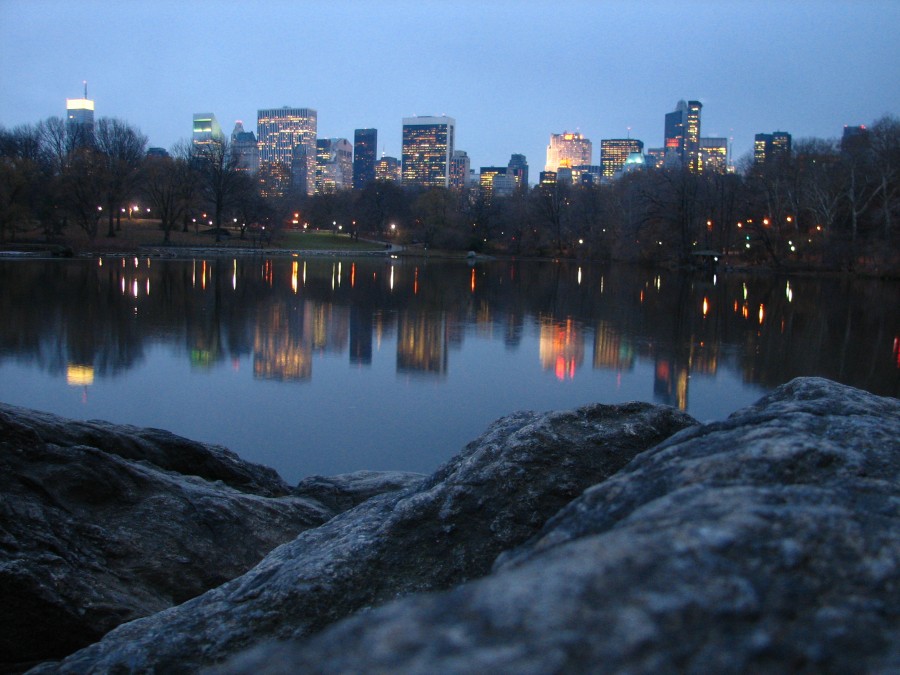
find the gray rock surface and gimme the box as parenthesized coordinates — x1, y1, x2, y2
(33, 401, 695, 674)
(218, 377, 900, 674)
(0, 403, 417, 672)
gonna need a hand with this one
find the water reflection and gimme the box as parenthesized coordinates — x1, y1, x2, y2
(0, 257, 898, 479)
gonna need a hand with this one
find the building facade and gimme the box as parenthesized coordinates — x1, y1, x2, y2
(507, 153, 529, 188)
(600, 139, 645, 178)
(315, 138, 353, 194)
(664, 100, 702, 171)
(545, 132, 592, 172)
(353, 128, 377, 190)
(231, 121, 259, 173)
(449, 150, 471, 190)
(192, 113, 224, 149)
(375, 155, 401, 182)
(401, 116, 455, 188)
(257, 107, 318, 195)
(754, 131, 792, 165)
(699, 137, 729, 174)
(66, 89, 95, 148)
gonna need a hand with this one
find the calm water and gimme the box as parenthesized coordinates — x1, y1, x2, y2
(1, 255, 897, 484)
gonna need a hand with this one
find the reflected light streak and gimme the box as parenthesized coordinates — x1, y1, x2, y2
(414, 267, 418, 295)
(292, 261, 298, 294)
(98, 258, 103, 267)
(351, 263, 356, 289)
(121, 258, 126, 268)
(120, 276, 126, 294)
(577, 267, 582, 285)
(702, 297, 709, 317)
(338, 262, 342, 288)
(146, 278, 150, 296)
(785, 280, 793, 302)
(390, 265, 395, 291)
(133, 257, 139, 268)
(132, 279, 138, 298)
(743, 283, 748, 300)
(202, 261, 207, 291)
(470, 268, 476, 293)
(233, 259, 237, 291)
(303, 261, 307, 285)
(759, 304, 765, 325)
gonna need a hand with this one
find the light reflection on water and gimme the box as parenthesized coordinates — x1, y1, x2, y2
(0, 256, 897, 484)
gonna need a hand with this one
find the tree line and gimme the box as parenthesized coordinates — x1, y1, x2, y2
(2, 115, 898, 271)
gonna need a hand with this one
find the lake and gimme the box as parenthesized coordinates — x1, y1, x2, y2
(1, 255, 897, 484)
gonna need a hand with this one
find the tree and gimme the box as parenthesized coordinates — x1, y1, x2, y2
(94, 118, 148, 238)
(195, 139, 244, 242)
(140, 154, 186, 243)
(0, 124, 43, 243)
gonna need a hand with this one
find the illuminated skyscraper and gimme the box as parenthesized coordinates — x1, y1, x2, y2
(545, 132, 592, 172)
(600, 139, 644, 178)
(257, 107, 317, 195)
(192, 113, 224, 149)
(479, 166, 507, 200)
(66, 84, 95, 148)
(754, 131, 792, 165)
(401, 116, 455, 188)
(699, 137, 729, 174)
(353, 128, 377, 190)
(449, 150, 470, 190)
(375, 156, 401, 182)
(664, 100, 702, 171)
(315, 138, 353, 194)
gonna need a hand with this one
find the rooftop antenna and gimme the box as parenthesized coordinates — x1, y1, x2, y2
(83, 80, 87, 98)
(627, 126, 632, 139)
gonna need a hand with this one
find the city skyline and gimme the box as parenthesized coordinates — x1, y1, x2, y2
(1, 2, 898, 175)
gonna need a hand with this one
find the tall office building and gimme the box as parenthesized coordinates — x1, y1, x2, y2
(664, 100, 702, 171)
(315, 138, 353, 194)
(507, 153, 529, 188)
(257, 107, 317, 195)
(699, 137, 729, 174)
(375, 155, 401, 182)
(231, 121, 259, 173)
(66, 83, 95, 148)
(479, 166, 507, 200)
(841, 125, 868, 154)
(545, 132, 592, 172)
(192, 113, 224, 149)
(353, 128, 377, 190)
(449, 150, 471, 190)
(754, 131, 792, 165)
(600, 139, 644, 178)
(401, 116, 455, 188)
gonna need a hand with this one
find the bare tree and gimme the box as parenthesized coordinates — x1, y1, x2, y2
(195, 139, 244, 242)
(94, 118, 148, 237)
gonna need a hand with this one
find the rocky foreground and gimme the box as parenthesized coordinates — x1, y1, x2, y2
(1, 378, 897, 673)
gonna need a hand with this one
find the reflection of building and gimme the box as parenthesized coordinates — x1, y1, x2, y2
(545, 132, 592, 172)
(349, 305, 373, 365)
(253, 304, 311, 381)
(257, 106, 318, 195)
(397, 311, 448, 375)
(353, 128, 377, 190)
(654, 358, 688, 410)
(601, 139, 644, 178)
(539, 316, 584, 380)
(66, 363, 95, 386)
(402, 116, 455, 188)
(592, 322, 635, 370)
(375, 155, 402, 182)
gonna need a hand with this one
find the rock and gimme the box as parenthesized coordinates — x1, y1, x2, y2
(216, 378, 900, 674)
(33, 401, 695, 673)
(0, 404, 412, 673)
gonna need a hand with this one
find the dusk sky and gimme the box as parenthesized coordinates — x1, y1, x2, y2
(2, 1, 898, 176)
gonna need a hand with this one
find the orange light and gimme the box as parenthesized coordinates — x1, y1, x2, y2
(702, 297, 709, 317)
(759, 304, 765, 325)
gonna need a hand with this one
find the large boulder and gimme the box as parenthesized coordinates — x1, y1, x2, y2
(219, 377, 900, 674)
(32, 401, 695, 673)
(0, 404, 420, 672)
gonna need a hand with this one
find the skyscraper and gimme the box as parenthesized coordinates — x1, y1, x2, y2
(754, 131, 792, 165)
(449, 150, 471, 190)
(545, 132, 592, 172)
(699, 137, 729, 174)
(315, 138, 353, 194)
(353, 129, 377, 190)
(192, 113, 224, 149)
(231, 121, 259, 173)
(664, 100, 702, 171)
(375, 156, 401, 182)
(401, 116, 455, 188)
(66, 83, 95, 148)
(600, 139, 644, 178)
(507, 154, 529, 188)
(257, 107, 317, 195)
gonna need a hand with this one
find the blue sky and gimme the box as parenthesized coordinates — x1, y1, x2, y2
(2, 0, 898, 176)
